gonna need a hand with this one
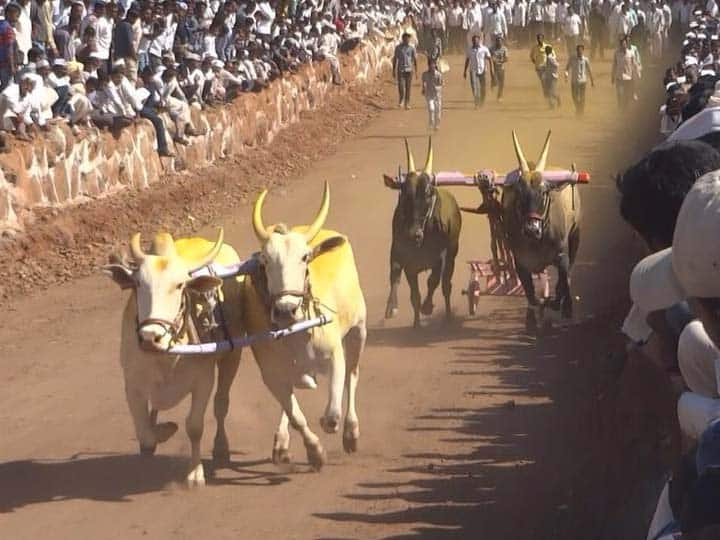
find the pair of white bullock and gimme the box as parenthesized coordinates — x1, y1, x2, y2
(104, 183, 367, 486)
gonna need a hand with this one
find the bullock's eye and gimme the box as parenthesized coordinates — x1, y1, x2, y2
(176, 283, 184, 290)
(302, 253, 311, 263)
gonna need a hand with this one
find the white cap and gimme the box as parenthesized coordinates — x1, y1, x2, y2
(690, 21, 699, 29)
(53, 58, 67, 67)
(701, 69, 716, 77)
(698, 33, 707, 40)
(630, 171, 720, 312)
(37, 59, 50, 69)
(185, 52, 201, 61)
(211, 59, 224, 69)
(685, 56, 699, 67)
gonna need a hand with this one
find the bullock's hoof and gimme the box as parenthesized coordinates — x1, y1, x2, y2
(413, 317, 422, 329)
(186, 463, 206, 488)
(212, 446, 230, 465)
(319, 414, 341, 434)
(525, 310, 537, 334)
(306, 444, 327, 471)
(272, 448, 292, 464)
(153, 422, 178, 443)
(385, 305, 398, 319)
(420, 300, 434, 316)
(139, 444, 157, 456)
(343, 422, 359, 453)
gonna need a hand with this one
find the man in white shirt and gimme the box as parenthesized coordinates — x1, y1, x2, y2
(448, 1, 464, 52)
(93, 1, 114, 62)
(542, 0, 557, 41)
(14, 0, 32, 64)
(527, 0, 544, 43)
(512, 0, 528, 46)
(562, 5, 582, 57)
(611, 35, 640, 109)
(465, 0, 483, 48)
(0, 74, 36, 139)
(464, 34, 494, 107)
(319, 26, 342, 85)
(647, 1, 666, 60)
(483, 2, 508, 46)
(255, 0, 276, 41)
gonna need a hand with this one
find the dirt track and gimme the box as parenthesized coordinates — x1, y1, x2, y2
(0, 52, 671, 539)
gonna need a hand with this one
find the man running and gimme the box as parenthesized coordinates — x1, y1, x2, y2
(611, 35, 641, 110)
(421, 58, 444, 131)
(393, 32, 417, 110)
(565, 44, 595, 115)
(464, 34, 494, 108)
(542, 44, 561, 109)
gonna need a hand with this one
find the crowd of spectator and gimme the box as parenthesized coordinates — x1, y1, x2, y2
(616, 3, 720, 536)
(0, 0, 402, 155)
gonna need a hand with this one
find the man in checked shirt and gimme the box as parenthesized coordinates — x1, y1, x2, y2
(565, 43, 595, 115)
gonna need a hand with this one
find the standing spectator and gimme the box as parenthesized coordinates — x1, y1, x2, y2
(255, 0, 275, 42)
(562, 5, 582, 58)
(421, 57, 443, 130)
(648, 0, 666, 60)
(490, 34, 508, 101)
(588, 1, 606, 60)
(393, 31, 417, 110)
(527, 0, 544, 43)
(448, 1, 464, 52)
(113, 7, 140, 82)
(93, 1, 114, 64)
(565, 43, 594, 115)
(513, 0, 528, 47)
(464, 33, 493, 108)
(612, 35, 641, 110)
(484, 2, 508, 46)
(542, 0, 557, 41)
(14, 0, 32, 65)
(542, 44, 560, 108)
(465, 0, 483, 49)
(36, 0, 58, 57)
(0, 3, 18, 90)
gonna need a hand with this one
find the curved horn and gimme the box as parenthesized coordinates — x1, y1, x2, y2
(535, 130, 552, 173)
(304, 181, 330, 242)
(404, 138, 416, 172)
(130, 233, 146, 262)
(252, 189, 271, 243)
(188, 228, 225, 272)
(423, 136, 433, 175)
(512, 131, 530, 174)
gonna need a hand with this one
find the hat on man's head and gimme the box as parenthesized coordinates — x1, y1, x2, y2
(37, 60, 50, 69)
(176, 1, 188, 10)
(211, 59, 224, 69)
(53, 58, 67, 67)
(697, 419, 720, 475)
(185, 52, 201, 61)
(630, 171, 720, 312)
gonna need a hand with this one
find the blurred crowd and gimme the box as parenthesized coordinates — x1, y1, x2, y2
(0, 0, 401, 155)
(616, 3, 720, 536)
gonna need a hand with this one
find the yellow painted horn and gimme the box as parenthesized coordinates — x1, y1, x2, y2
(304, 181, 330, 242)
(512, 131, 530, 174)
(129, 233, 146, 262)
(404, 138, 416, 172)
(423, 136, 433, 175)
(536, 130, 552, 173)
(252, 189, 271, 243)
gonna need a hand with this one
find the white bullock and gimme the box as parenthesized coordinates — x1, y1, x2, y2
(104, 229, 242, 486)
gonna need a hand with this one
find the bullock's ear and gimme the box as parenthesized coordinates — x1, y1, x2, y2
(186, 275, 223, 293)
(383, 174, 398, 189)
(310, 236, 346, 261)
(103, 264, 136, 290)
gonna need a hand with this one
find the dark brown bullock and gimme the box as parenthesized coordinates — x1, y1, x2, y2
(383, 139, 462, 328)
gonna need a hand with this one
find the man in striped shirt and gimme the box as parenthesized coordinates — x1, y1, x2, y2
(565, 44, 594, 115)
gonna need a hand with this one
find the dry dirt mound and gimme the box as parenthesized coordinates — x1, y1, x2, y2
(0, 81, 393, 305)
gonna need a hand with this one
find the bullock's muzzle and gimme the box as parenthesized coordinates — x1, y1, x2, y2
(524, 214, 544, 241)
(271, 293, 306, 325)
(138, 321, 176, 352)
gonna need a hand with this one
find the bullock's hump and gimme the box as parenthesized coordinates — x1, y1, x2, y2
(173, 237, 241, 266)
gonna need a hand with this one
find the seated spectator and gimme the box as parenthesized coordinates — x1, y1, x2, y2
(0, 74, 38, 140)
(158, 64, 193, 145)
(138, 65, 173, 158)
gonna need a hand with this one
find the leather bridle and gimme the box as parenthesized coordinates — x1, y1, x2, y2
(136, 290, 200, 350)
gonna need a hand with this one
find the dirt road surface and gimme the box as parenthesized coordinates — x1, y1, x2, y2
(1, 52, 665, 539)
